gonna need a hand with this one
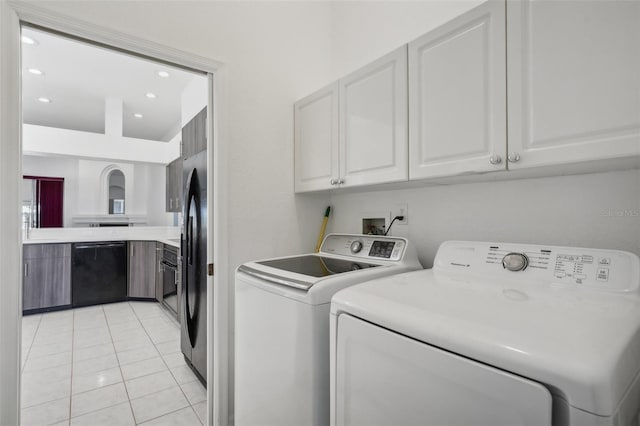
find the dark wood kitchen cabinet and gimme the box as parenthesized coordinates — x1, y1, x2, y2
(165, 156, 182, 213)
(23, 243, 71, 312)
(182, 107, 207, 160)
(128, 241, 157, 299)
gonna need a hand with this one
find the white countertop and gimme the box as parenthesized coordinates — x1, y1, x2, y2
(24, 226, 181, 248)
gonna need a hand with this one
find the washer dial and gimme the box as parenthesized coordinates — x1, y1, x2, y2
(350, 240, 364, 254)
(502, 252, 529, 272)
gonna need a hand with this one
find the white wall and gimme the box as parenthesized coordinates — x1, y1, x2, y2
(329, 1, 481, 78)
(329, 170, 640, 267)
(23, 123, 180, 164)
(182, 75, 208, 126)
(23, 155, 172, 226)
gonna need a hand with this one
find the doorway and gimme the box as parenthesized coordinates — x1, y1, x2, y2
(0, 4, 226, 425)
(23, 176, 64, 228)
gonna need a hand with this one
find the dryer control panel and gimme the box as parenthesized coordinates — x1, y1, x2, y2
(434, 241, 640, 292)
(321, 234, 407, 262)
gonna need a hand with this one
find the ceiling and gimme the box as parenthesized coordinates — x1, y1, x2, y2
(21, 27, 203, 142)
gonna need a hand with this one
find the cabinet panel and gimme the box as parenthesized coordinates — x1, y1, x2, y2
(183, 107, 207, 160)
(507, 0, 640, 169)
(166, 157, 183, 213)
(340, 46, 408, 187)
(409, 1, 506, 179)
(294, 83, 339, 192)
(23, 243, 71, 311)
(128, 241, 157, 299)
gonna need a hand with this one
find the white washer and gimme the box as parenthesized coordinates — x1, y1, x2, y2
(235, 233, 422, 426)
(330, 241, 640, 426)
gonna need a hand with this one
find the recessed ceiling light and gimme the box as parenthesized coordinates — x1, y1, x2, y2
(21, 36, 37, 45)
(28, 68, 44, 75)
(157, 71, 170, 78)
(37, 97, 51, 103)
(145, 92, 156, 99)
(133, 113, 143, 118)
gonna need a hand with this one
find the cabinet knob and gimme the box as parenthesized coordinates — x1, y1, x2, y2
(338, 179, 345, 185)
(489, 155, 502, 165)
(330, 179, 338, 185)
(508, 152, 521, 163)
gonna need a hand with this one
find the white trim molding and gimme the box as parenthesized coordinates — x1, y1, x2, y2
(0, 2, 23, 425)
(8, 1, 222, 74)
(0, 2, 230, 426)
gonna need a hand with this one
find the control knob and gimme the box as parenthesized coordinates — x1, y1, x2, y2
(350, 240, 364, 254)
(502, 252, 529, 272)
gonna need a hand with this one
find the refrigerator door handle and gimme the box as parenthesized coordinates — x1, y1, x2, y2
(183, 167, 199, 348)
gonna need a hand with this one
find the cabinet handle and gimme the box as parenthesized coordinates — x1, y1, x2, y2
(508, 152, 521, 163)
(170, 198, 173, 209)
(338, 179, 345, 185)
(24, 263, 28, 277)
(489, 155, 502, 165)
(330, 179, 338, 185)
(175, 197, 179, 208)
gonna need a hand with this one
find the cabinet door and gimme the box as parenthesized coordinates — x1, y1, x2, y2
(173, 157, 183, 212)
(183, 107, 207, 160)
(294, 82, 339, 192)
(507, 0, 640, 169)
(165, 158, 183, 213)
(128, 241, 157, 298)
(166, 162, 173, 212)
(409, 1, 506, 180)
(339, 46, 408, 187)
(23, 244, 71, 311)
(155, 242, 163, 302)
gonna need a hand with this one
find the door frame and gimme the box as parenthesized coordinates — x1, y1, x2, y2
(0, 2, 231, 425)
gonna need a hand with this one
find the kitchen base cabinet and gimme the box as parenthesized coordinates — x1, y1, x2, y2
(23, 243, 71, 313)
(128, 241, 157, 299)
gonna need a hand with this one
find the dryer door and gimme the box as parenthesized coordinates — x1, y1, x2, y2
(334, 314, 552, 426)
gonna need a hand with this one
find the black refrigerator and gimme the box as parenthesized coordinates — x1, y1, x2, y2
(181, 109, 207, 384)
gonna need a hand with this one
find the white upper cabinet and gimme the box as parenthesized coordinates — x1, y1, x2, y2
(294, 83, 339, 192)
(506, 0, 640, 169)
(409, 0, 506, 180)
(339, 46, 409, 187)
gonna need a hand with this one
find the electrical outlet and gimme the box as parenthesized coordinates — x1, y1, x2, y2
(392, 203, 408, 225)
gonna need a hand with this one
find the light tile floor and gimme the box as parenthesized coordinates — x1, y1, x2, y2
(21, 301, 206, 426)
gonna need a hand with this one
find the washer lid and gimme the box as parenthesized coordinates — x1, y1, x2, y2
(331, 242, 640, 417)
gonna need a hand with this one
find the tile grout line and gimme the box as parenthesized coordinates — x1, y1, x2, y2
(129, 301, 198, 425)
(21, 313, 43, 374)
(136, 404, 203, 426)
(68, 308, 76, 425)
(155, 302, 206, 420)
(66, 305, 125, 422)
(105, 302, 138, 425)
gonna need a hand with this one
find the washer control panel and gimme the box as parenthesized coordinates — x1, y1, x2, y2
(434, 241, 639, 292)
(321, 234, 407, 262)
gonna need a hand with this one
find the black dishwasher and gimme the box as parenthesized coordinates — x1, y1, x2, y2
(72, 242, 127, 307)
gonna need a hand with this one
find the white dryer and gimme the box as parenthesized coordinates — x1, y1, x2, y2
(330, 241, 640, 426)
(235, 234, 422, 426)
